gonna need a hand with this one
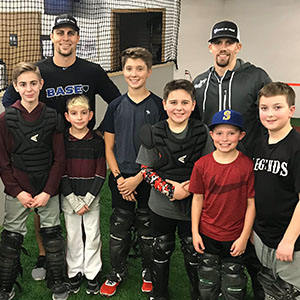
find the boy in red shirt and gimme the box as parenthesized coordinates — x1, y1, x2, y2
(189, 109, 255, 300)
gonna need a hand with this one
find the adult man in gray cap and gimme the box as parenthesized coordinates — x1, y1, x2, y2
(192, 20, 271, 300)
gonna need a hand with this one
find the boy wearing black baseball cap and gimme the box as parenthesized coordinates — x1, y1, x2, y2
(189, 109, 255, 299)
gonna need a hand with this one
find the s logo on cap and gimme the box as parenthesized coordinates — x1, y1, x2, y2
(223, 110, 231, 121)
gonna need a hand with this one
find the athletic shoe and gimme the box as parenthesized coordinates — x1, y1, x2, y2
(31, 255, 46, 281)
(100, 279, 120, 297)
(68, 272, 82, 294)
(0, 288, 15, 300)
(141, 269, 152, 293)
(52, 283, 69, 300)
(86, 278, 100, 295)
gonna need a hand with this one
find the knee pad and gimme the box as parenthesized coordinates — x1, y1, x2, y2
(181, 236, 199, 265)
(40, 225, 66, 288)
(135, 209, 153, 268)
(0, 230, 24, 293)
(221, 262, 247, 300)
(152, 233, 175, 263)
(197, 253, 221, 300)
(109, 208, 134, 274)
(257, 267, 300, 300)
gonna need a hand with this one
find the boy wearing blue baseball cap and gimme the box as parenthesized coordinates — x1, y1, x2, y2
(189, 109, 255, 299)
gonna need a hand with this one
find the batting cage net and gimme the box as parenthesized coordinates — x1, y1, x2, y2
(0, 0, 181, 89)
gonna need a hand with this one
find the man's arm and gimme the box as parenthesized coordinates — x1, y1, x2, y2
(276, 195, 300, 262)
(95, 66, 121, 104)
(2, 84, 19, 108)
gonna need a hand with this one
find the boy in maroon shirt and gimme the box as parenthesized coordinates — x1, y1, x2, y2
(0, 62, 67, 300)
(189, 109, 255, 300)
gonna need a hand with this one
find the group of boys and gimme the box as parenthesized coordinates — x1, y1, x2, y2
(0, 14, 299, 300)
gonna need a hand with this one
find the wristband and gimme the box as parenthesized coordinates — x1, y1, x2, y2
(114, 173, 123, 182)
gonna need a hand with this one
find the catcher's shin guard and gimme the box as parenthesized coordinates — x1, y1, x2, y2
(180, 236, 201, 300)
(257, 267, 300, 300)
(150, 233, 175, 299)
(108, 207, 134, 280)
(221, 262, 247, 300)
(197, 253, 221, 300)
(135, 209, 153, 271)
(0, 230, 23, 295)
(40, 225, 67, 293)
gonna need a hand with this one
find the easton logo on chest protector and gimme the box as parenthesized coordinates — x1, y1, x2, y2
(31, 134, 39, 142)
(46, 84, 90, 98)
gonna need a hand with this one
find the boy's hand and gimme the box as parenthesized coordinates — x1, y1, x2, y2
(122, 192, 137, 202)
(31, 192, 51, 208)
(17, 191, 34, 208)
(230, 237, 247, 257)
(118, 176, 138, 196)
(276, 239, 294, 262)
(77, 205, 90, 216)
(192, 233, 205, 254)
(167, 180, 191, 200)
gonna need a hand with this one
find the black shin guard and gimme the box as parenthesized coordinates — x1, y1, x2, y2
(180, 236, 201, 300)
(109, 207, 134, 281)
(257, 267, 300, 300)
(197, 253, 221, 300)
(135, 208, 153, 276)
(221, 262, 247, 300)
(0, 230, 23, 294)
(40, 225, 67, 293)
(150, 233, 175, 299)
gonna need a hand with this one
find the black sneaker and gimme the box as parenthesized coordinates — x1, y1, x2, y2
(31, 255, 46, 281)
(52, 282, 69, 300)
(68, 273, 82, 294)
(86, 278, 100, 295)
(0, 288, 15, 300)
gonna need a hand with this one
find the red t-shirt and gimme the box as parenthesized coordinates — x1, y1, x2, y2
(189, 151, 254, 241)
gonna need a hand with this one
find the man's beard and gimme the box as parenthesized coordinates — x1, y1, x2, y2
(216, 56, 230, 68)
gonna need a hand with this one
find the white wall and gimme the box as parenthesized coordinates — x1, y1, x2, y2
(176, 0, 300, 116)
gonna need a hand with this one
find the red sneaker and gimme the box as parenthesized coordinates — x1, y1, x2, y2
(100, 279, 120, 297)
(141, 269, 153, 293)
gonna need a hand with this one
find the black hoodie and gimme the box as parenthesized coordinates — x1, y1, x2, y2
(192, 59, 272, 156)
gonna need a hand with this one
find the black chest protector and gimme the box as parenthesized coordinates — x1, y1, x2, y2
(5, 106, 58, 195)
(140, 119, 208, 182)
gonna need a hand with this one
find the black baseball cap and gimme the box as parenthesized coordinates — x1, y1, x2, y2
(52, 14, 80, 32)
(208, 21, 240, 43)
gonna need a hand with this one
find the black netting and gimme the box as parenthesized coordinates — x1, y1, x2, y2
(0, 0, 180, 88)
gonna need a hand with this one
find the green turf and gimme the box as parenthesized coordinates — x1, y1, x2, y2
(1, 177, 254, 299)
